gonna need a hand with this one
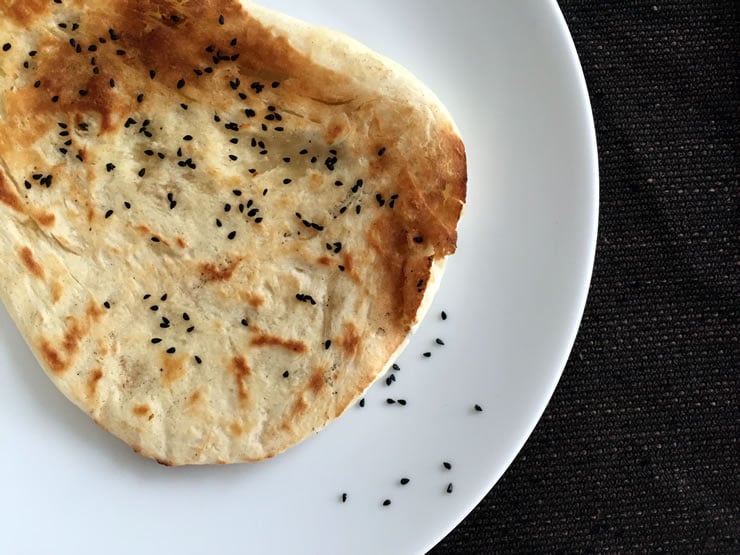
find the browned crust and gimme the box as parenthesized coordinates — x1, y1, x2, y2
(86, 368, 104, 397)
(231, 356, 251, 405)
(250, 334, 308, 354)
(18, 246, 45, 280)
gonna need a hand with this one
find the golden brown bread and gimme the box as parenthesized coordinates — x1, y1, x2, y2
(0, 0, 466, 465)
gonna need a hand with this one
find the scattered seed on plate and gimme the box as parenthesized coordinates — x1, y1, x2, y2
(358, 398, 365, 408)
(382, 499, 391, 507)
(400, 478, 410, 485)
(446, 483, 454, 494)
(441, 310, 448, 320)
(435, 338, 445, 346)
(423, 352, 432, 358)
(474, 404, 484, 412)
(341, 493, 348, 503)
(442, 461, 452, 470)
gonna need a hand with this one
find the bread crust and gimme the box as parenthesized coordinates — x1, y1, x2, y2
(0, 0, 466, 464)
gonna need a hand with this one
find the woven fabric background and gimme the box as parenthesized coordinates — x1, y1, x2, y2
(432, 1, 738, 553)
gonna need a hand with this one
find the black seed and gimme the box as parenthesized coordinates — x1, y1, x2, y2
(103, 301, 111, 309)
(378, 147, 386, 156)
(136, 93, 144, 103)
(335, 180, 343, 187)
(341, 493, 347, 503)
(150, 305, 159, 311)
(398, 399, 407, 406)
(34, 80, 41, 88)
(299, 149, 308, 155)
(180, 103, 188, 110)
(124, 202, 131, 209)
(359, 398, 365, 407)
(160, 293, 167, 301)
(29, 50, 37, 57)
(423, 352, 432, 358)
(443, 462, 452, 470)
(182, 313, 190, 321)
(474, 404, 484, 412)
(338, 265, 345, 272)
(355, 205, 362, 215)
(413, 236, 424, 244)
(441, 311, 448, 320)
(227, 231, 237, 240)
(392, 364, 400, 372)
(283, 371, 289, 378)
(230, 38, 238, 46)
(186, 326, 195, 333)
(151, 338, 162, 344)
(382, 500, 391, 507)
(138, 168, 146, 177)
(272, 81, 280, 88)
(446, 483, 454, 494)
(104, 210, 113, 219)
(232, 189, 242, 196)
(51, 95, 60, 102)
(283, 178, 292, 184)
(218, 14, 224, 25)
(324, 340, 331, 350)
(216, 219, 222, 227)
(149, 69, 156, 79)
(241, 319, 248, 327)
(109, 78, 115, 88)
(254, 217, 263, 224)
(436, 338, 445, 346)
(224, 203, 231, 212)
(177, 78, 185, 89)
(79, 89, 88, 96)
(151, 237, 160, 243)
(230, 138, 239, 144)
(183, 135, 193, 141)
(386, 398, 396, 405)
(143, 294, 151, 300)
(194, 355, 202, 364)
(116, 49, 126, 56)
(166, 347, 176, 354)
(229, 155, 238, 161)
(400, 478, 410, 485)
(2, 43, 11, 52)
(24, 180, 31, 190)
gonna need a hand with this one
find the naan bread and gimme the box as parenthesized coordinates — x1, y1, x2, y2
(0, 0, 466, 465)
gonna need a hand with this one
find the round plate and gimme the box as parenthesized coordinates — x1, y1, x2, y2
(0, 1, 597, 553)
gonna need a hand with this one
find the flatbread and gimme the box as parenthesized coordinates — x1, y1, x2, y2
(0, 0, 466, 465)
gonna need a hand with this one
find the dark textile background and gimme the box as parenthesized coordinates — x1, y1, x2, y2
(432, 1, 738, 552)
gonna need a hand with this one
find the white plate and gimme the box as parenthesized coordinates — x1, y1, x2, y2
(0, 1, 597, 553)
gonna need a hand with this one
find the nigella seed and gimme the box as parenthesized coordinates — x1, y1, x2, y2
(324, 340, 331, 350)
(143, 294, 151, 300)
(435, 338, 445, 346)
(378, 147, 386, 156)
(34, 80, 41, 88)
(151, 237, 160, 243)
(218, 14, 225, 25)
(359, 398, 365, 408)
(386, 398, 396, 405)
(392, 363, 400, 371)
(227, 231, 237, 240)
(413, 236, 424, 244)
(382, 500, 391, 507)
(109, 78, 116, 88)
(474, 404, 484, 412)
(104, 210, 113, 219)
(241, 319, 248, 327)
(183, 135, 193, 141)
(216, 219, 222, 227)
(400, 478, 410, 485)
(150, 305, 159, 311)
(283, 371, 289, 378)
(177, 78, 185, 89)
(182, 313, 190, 321)
(151, 338, 162, 344)
(124, 202, 131, 209)
(194, 355, 202, 364)
(446, 483, 454, 494)
(441, 311, 448, 320)
(341, 493, 347, 503)
(138, 168, 146, 177)
(2, 43, 10, 52)
(103, 301, 111, 309)
(224, 203, 231, 212)
(229, 155, 238, 161)
(423, 352, 432, 358)
(24, 181, 31, 190)
(398, 399, 407, 406)
(136, 93, 144, 103)
(166, 347, 176, 354)
(187, 326, 195, 333)
(283, 178, 292, 184)
(149, 69, 156, 79)
(160, 293, 167, 301)
(443, 462, 452, 470)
